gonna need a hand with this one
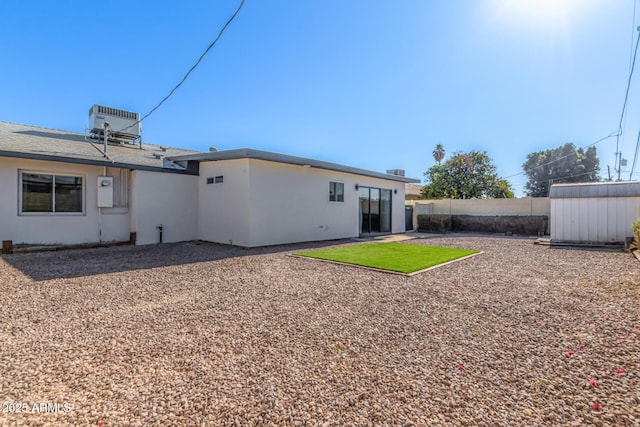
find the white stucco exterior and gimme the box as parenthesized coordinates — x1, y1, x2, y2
(197, 158, 251, 247)
(130, 170, 198, 245)
(0, 157, 198, 246)
(0, 157, 130, 245)
(196, 158, 406, 247)
(1, 149, 411, 248)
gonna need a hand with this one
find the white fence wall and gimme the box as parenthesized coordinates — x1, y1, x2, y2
(409, 197, 550, 217)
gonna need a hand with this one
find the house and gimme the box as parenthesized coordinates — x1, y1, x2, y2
(0, 118, 418, 249)
(549, 181, 640, 243)
(404, 183, 423, 200)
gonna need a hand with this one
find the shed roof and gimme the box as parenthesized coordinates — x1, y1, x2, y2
(168, 148, 421, 183)
(0, 121, 198, 173)
(549, 181, 640, 198)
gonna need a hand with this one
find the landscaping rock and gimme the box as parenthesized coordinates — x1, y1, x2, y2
(0, 237, 638, 425)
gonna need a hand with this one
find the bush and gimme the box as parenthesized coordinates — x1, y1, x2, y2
(632, 219, 640, 244)
(417, 215, 452, 233)
(417, 214, 548, 235)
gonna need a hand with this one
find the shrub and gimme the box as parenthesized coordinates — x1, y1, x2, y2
(632, 219, 640, 244)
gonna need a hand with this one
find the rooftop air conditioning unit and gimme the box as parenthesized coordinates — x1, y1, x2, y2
(386, 169, 405, 177)
(89, 104, 141, 139)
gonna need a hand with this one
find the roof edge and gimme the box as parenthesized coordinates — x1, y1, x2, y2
(167, 148, 421, 183)
(549, 181, 640, 198)
(0, 150, 198, 175)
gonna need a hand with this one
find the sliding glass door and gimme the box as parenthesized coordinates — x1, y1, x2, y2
(380, 189, 391, 233)
(359, 186, 391, 233)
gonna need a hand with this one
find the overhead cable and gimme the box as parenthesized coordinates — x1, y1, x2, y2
(114, 0, 246, 134)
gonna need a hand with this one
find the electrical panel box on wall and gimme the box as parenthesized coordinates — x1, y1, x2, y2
(97, 176, 114, 207)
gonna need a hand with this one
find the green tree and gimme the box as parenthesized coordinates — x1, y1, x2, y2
(432, 144, 445, 165)
(522, 143, 600, 197)
(422, 150, 514, 199)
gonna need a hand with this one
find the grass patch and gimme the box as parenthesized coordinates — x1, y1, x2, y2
(294, 242, 480, 274)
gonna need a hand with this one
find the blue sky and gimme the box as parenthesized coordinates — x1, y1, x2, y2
(1, 1, 638, 195)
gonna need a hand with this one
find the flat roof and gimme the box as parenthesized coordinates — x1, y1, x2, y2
(0, 121, 198, 173)
(549, 181, 640, 198)
(168, 148, 421, 183)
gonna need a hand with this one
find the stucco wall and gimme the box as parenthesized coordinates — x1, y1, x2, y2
(130, 170, 198, 245)
(2, 156, 409, 248)
(197, 159, 251, 246)
(411, 197, 550, 217)
(246, 159, 406, 247)
(0, 157, 131, 245)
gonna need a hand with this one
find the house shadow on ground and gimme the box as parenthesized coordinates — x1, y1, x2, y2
(2, 239, 352, 282)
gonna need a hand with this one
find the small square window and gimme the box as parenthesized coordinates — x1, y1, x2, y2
(207, 176, 224, 185)
(329, 181, 344, 202)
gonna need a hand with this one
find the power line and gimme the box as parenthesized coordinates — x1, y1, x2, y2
(630, 0, 638, 75)
(115, 0, 246, 134)
(549, 170, 601, 184)
(621, 0, 638, 159)
(627, 1, 640, 181)
(629, 128, 640, 179)
(505, 15, 640, 185)
(614, 25, 640, 178)
(502, 131, 618, 181)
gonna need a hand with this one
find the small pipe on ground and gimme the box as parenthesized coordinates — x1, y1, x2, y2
(157, 225, 163, 243)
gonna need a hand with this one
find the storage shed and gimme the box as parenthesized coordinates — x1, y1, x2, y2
(549, 181, 640, 243)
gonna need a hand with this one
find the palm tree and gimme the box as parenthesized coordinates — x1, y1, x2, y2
(432, 144, 445, 165)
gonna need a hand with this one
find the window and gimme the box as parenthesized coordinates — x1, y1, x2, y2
(21, 172, 83, 214)
(329, 181, 344, 202)
(207, 176, 224, 185)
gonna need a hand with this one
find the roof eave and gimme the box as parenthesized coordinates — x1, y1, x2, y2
(167, 148, 421, 183)
(0, 150, 198, 175)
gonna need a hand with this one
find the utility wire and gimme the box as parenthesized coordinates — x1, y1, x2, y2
(506, 15, 640, 184)
(502, 131, 618, 181)
(618, 25, 640, 132)
(114, 0, 246, 135)
(631, 0, 638, 76)
(627, 1, 640, 180)
(629, 128, 640, 179)
(548, 170, 601, 184)
(621, 0, 638, 156)
(614, 25, 640, 176)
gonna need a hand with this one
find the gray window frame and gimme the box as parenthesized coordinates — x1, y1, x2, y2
(329, 181, 344, 202)
(19, 170, 85, 215)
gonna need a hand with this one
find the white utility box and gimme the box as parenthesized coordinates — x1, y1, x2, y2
(97, 176, 114, 208)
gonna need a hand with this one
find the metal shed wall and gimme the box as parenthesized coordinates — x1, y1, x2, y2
(550, 183, 640, 243)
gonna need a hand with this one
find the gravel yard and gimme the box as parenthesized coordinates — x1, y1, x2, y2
(1, 236, 639, 426)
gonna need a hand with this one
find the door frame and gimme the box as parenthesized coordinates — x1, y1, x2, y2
(358, 186, 392, 234)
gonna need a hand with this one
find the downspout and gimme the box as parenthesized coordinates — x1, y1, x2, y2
(98, 166, 106, 242)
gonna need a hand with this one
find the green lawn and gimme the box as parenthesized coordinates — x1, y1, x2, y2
(294, 242, 480, 274)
